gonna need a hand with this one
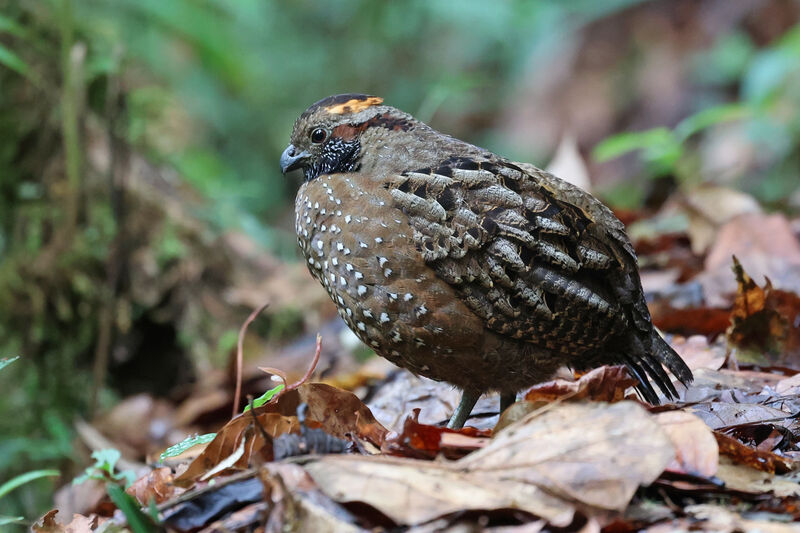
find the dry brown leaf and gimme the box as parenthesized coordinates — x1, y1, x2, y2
(776, 373, 800, 395)
(714, 432, 795, 474)
(304, 455, 576, 526)
(647, 504, 800, 533)
(699, 213, 800, 306)
(685, 402, 792, 431)
(715, 459, 800, 498)
(522, 366, 637, 403)
(654, 411, 718, 477)
(127, 466, 176, 505)
(684, 185, 761, 255)
(726, 257, 800, 364)
(32, 510, 98, 533)
(305, 402, 673, 526)
(459, 402, 673, 511)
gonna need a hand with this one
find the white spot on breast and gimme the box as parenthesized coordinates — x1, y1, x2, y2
(330, 273, 336, 282)
(415, 304, 428, 317)
(345, 263, 353, 271)
(378, 257, 388, 267)
(391, 331, 402, 343)
(357, 322, 366, 331)
(354, 271, 363, 280)
(384, 268, 392, 277)
(337, 295, 345, 305)
(345, 215, 352, 223)
(340, 276, 347, 286)
(359, 241, 368, 248)
(306, 216, 311, 224)
(336, 199, 341, 205)
(346, 308, 352, 317)
(344, 248, 351, 255)
(370, 340, 380, 347)
(314, 202, 319, 209)
(374, 237, 383, 244)
(380, 312, 390, 323)
(357, 285, 367, 296)
(336, 210, 342, 216)
(320, 208, 326, 215)
(388, 293, 397, 301)
(320, 225, 326, 232)
(363, 309, 373, 318)
(331, 257, 338, 266)
(337, 242, 344, 251)
(308, 257, 314, 265)
(404, 293, 413, 301)
(379, 201, 385, 206)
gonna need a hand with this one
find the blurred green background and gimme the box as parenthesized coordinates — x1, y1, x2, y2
(2, 0, 800, 523)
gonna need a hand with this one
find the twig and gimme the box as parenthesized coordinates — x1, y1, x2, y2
(233, 302, 270, 418)
(260, 334, 322, 402)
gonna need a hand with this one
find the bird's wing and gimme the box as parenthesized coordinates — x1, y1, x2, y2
(384, 155, 691, 401)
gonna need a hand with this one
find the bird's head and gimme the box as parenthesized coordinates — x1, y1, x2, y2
(280, 94, 422, 182)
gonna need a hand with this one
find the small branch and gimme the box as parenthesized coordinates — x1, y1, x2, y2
(233, 302, 270, 418)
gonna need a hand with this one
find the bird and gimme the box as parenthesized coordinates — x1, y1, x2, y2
(280, 94, 692, 428)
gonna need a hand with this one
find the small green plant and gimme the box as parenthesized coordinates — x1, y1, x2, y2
(159, 433, 217, 462)
(243, 383, 284, 412)
(0, 470, 59, 527)
(73, 448, 136, 488)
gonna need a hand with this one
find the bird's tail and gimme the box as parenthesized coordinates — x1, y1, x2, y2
(619, 331, 693, 405)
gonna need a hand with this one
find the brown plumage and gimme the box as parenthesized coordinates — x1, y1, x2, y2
(281, 94, 692, 428)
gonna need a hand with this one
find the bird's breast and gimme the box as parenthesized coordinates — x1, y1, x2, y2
(294, 173, 486, 380)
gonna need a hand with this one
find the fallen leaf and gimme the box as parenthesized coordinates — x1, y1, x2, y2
(727, 257, 800, 365)
(127, 466, 176, 505)
(670, 335, 726, 371)
(685, 402, 792, 431)
(304, 455, 576, 526)
(655, 411, 718, 477)
(305, 402, 673, 526)
(714, 432, 795, 474)
(699, 213, 800, 306)
(684, 185, 761, 255)
(382, 410, 491, 460)
(715, 459, 800, 498)
(545, 133, 591, 191)
(459, 402, 674, 511)
(32, 510, 98, 533)
(522, 366, 637, 403)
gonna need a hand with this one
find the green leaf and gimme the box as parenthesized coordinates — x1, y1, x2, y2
(107, 483, 161, 533)
(73, 448, 136, 488)
(0, 515, 26, 526)
(158, 433, 216, 462)
(0, 43, 31, 78)
(243, 383, 284, 412)
(674, 103, 752, 142)
(0, 469, 59, 500)
(0, 356, 19, 372)
(592, 128, 677, 163)
(0, 14, 29, 38)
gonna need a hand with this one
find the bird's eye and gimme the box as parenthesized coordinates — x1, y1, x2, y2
(310, 128, 328, 144)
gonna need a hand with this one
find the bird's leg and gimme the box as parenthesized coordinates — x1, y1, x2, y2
(447, 391, 480, 429)
(500, 392, 516, 415)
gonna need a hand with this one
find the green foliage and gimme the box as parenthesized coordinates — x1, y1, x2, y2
(106, 483, 162, 533)
(593, 103, 751, 179)
(159, 433, 217, 462)
(73, 449, 136, 488)
(0, 470, 59, 501)
(243, 383, 285, 413)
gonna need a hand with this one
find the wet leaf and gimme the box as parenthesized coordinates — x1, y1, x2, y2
(714, 432, 795, 474)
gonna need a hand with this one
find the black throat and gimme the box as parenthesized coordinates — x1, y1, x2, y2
(304, 138, 361, 182)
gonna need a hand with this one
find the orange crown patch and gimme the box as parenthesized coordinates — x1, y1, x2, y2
(325, 96, 384, 115)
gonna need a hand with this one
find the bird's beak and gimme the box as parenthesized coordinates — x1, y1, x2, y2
(280, 144, 311, 174)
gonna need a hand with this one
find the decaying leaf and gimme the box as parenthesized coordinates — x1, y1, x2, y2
(173, 382, 388, 488)
(727, 256, 800, 364)
(127, 466, 176, 505)
(714, 432, 795, 474)
(32, 509, 99, 533)
(382, 410, 491, 460)
(522, 366, 637, 403)
(304, 401, 673, 526)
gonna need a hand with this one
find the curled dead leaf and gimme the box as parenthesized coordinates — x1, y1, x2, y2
(523, 365, 637, 403)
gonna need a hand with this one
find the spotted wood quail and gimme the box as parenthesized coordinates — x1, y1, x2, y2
(281, 94, 693, 428)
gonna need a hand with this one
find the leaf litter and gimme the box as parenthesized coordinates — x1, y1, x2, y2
(42, 213, 800, 531)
